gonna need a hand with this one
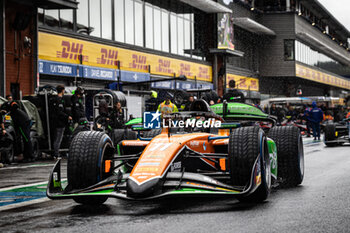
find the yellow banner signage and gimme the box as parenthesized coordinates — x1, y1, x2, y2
(296, 63, 350, 90)
(226, 74, 259, 91)
(38, 32, 212, 82)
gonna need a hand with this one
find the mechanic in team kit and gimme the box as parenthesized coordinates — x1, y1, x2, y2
(1, 101, 33, 162)
(51, 85, 72, 159)
(109, 101, 125, 129)
(0, 110, 4, 168)
(223, 80, 245, 103)
(303, 105, 312, 137)
(310, 101, 324, 141)
(0, 107, 5, 136)
(346, 108, 350, 138)
(5, 95, 13, 102)
(70, 86, 86, 126)
(157, 96, 178, 117)
(184, 95, 195, 111)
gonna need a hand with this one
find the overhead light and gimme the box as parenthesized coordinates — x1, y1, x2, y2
(298, 12, 302, 16)
(323, 31, 326, 34)
(250, 7, 254, 11)
(332, 37, 335, 40)
(312, 22, 315, 26)
(347, 48, 349, 51)
(340, 43, 343, 46)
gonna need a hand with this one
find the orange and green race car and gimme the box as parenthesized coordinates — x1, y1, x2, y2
(47, 100, 304, 205)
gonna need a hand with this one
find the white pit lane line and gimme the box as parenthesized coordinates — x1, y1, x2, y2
(0, 179, 67, 211)
(0, 197, 51, 212)
(0, 163, 55, 170)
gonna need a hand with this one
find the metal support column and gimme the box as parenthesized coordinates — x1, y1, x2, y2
(223, 55, 227, 94)
(33, 7, 38, 93)
(213, 54, 218, 91)
(0, 0, 5, 97)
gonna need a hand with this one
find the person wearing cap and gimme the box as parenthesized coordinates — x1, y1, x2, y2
(223, 80, 245, 103)
(310, 101, 323, 141)
(109, 101, 125, 129)
(71, 87, 86, 125)
(303, 105, 312, 137)
(1, 100, 33, 162)
(346, 108, 350, 139)
(157, 96, 178, 117)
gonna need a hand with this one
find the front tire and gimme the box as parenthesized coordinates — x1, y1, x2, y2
(68, 131, 114, 205)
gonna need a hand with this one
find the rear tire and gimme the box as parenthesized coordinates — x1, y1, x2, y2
(229, 126, 271, 202)
(143, 128, 162, 138)
(268, 126, 304, 187)
(68, 131, 114, 205)
(324, 124, 338, 147)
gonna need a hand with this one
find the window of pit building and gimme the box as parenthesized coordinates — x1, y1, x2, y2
(102, 0, 113, 40)
(284, 39, 295, 61)
(41, 8, 74, 31)
(77, 0, 89, 34)
(60, 9, 74, 31)
(123, 0, 144, 46)
(39, 0, 200, 60)
(43, 9, 59, 28)
(89, 0, 101, 37)
(295, 40, 350, 77)
(114, 0, 125, 42)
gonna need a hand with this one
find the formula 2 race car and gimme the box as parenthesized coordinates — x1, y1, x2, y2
(324, 117, 350, 146)
(47, 100, 304, 205)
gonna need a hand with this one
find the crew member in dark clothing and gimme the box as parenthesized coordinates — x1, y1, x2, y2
(0, 108, 5, 136)
(310, 101, 323, 141)
(223, 80, 245, 103)
(285, 105, 297, 122)
(71, 87, 86, 124)
(184, 95, 195, 111)
(51, 85, 72, 158)
(303, 105, 312, 137)
(2, 101, 33, 162)
(109, 101, 125, 129)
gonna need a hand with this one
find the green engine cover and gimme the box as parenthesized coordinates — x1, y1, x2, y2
(210, 103, 268, 118)
(267, 138, 277, 179)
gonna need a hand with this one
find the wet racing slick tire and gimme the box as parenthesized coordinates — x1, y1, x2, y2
(324, 124, 338, 147)
(112, 128, 137, 145)
(143, 128, 162, 138)
(229, 126, 271, 202)
(68, 131, 115, 205)
(268, 126, 304, 187)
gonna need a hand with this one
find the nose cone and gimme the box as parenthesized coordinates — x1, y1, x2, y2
(127, 177, 161, 198)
